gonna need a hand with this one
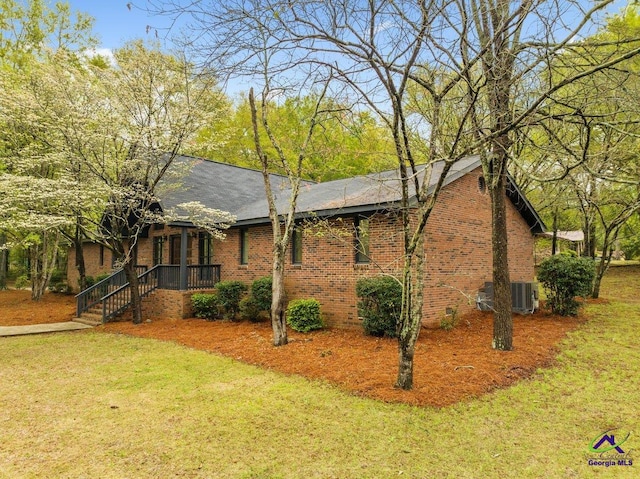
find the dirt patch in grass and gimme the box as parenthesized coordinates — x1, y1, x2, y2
(0, 289, 583, 407)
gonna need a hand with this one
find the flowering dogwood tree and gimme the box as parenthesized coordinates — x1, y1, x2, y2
(0, 42, 233, 319)
(0, 0, 96, 292)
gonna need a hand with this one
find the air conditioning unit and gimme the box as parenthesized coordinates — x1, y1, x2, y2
(476, 282, 539, 314)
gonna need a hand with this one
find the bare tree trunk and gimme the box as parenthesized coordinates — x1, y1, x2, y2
(248, 85, 326, 346)
(551, 208, 558, 256)
(592, 260, 606, 299)
(0, 232, 7, 290)
(271, 246, 288, 346)
(584, 219, 597, 258)
(30, 230, 60, 301)
(124, 262, 143, 324)
(490, 158, 513, 351)
(396, 233, 425, 390)
(74, 219, 87, 291)
(592, 227, 617, 299)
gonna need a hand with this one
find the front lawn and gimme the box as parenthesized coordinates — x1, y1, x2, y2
(0, 266, 638, 477)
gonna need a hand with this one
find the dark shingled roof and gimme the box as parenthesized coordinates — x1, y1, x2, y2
(158, 155, 545, 234)
(159, 155, 293, 215)
(233, 155, 480, 222)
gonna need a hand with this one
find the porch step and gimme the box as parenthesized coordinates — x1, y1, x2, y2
(73, 315, 102, 327)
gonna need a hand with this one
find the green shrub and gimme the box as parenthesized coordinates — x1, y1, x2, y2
(94, 272, 112, 296)
(48, 270, 67, 293)
(286, 298, 323, 332)
(216, 280, 248, 319)
(191, 293, 220, 320)
(251, 276, 273, 311)
(356, 276, 402, 337)
(83, 272, 111, 293)
(537, 255, 596, 316)
(239, 296, 263, 322)
(49, 269, 64, 284)
(440, 306, 459, 331)
(95, 272, 111, 283)
(14, 274, 29, 290)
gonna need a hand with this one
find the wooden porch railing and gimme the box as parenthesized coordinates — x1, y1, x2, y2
(75, 265, 147, 317)
(76, 264, 221, 323)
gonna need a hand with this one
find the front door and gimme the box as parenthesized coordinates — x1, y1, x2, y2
(170, 234, 192, 265)
(170, 235, 181, 265)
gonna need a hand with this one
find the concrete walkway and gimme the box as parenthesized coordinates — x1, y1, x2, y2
(0, 322, 93, 337)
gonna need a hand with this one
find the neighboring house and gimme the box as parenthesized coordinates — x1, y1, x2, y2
(535, 230, 585, 263)
(69, 155, 545, 328)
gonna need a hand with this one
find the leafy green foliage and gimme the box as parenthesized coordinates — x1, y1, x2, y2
(189, 96, 395, 181)
(0, 0, 96, 69)
(191, 293, 220, 320)
(215, 280, 248, 319)
(237, 277, 271, 321)
(537, 256, 596, 316)
(239, 296, 263, 322)
(286, 298, 323, 332)
(356, 276, 401, 337)
(251, 276, 272, 311)
(620, 216, 640, 259)
(48, 269, 68, 293)
(14, 274, 29, 290)
(83, 272, 111, 296)
(440, 307, 459, 331)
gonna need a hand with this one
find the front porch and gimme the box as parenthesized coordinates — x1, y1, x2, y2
(74, 224, 222, 324)
(75, 264, 220, 324)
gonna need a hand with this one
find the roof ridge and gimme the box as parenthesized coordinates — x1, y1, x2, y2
(178, 153, 291, 181)
(314, 155, 483, 184)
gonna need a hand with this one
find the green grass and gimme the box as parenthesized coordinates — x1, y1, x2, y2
(1, 266, 639, 478)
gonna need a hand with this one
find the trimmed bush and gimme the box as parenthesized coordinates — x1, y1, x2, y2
(191, 293, 220, 320)
(356, 276, 402, 337)
(215, 280, 248, 319)
(537, 255, 596, 316)
(239, 296, 263, 322)
(251, 276, 273, 311)
(286, 298, 323, 332)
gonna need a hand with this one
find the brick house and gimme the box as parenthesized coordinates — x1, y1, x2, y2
(70, 155, 545, 328)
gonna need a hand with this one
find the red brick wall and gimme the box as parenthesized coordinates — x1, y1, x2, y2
(420, 169, 535, 326)
(142, 289, 215, 319)
(209, 168, 535, 329)
(68, 167, 536, 328)
(67, 243, 114, 291)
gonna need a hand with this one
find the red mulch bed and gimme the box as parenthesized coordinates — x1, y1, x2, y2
(1, 290, 584, 407)
(0, 290, 77, 325)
